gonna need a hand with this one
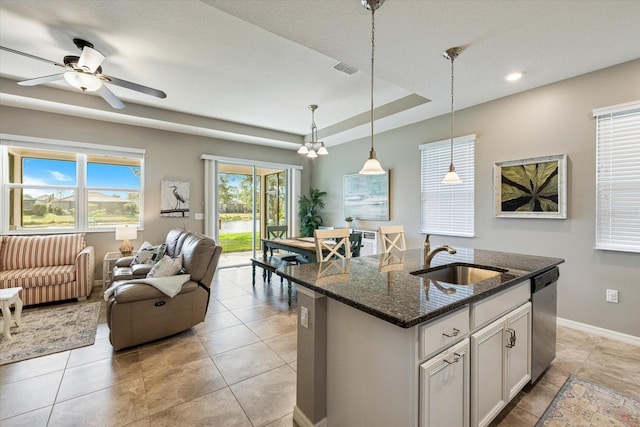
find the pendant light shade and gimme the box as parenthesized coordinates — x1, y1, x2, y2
(359, 0, 386, 175)
(442, 47, 463, 184)
(360, 148, 384, 174)
(442, 165, 461, 183)
(298, 105, 328, 158)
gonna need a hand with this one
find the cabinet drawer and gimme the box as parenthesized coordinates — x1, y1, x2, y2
(470, 281, 529, 330)
(419, 306, 470, 360)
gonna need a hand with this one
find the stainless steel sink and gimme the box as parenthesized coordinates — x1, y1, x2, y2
(411, 263, 508, 285)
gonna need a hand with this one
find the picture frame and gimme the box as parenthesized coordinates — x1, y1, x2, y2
(494, 154, 567, 219)
(343, 171, 390, 220)
(160, 179, 190, 217)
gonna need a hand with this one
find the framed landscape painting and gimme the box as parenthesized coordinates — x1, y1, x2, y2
(494, 154, 567, 219)
(343, 171, 389, 220)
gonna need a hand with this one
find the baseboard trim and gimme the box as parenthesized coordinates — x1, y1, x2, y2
(293, 406, 327, 427)
(557, 317, 640, 345)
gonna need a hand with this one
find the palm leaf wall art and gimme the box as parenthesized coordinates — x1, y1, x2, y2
(494, 154, 567, 218)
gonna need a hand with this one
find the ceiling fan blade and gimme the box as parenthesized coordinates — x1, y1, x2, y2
(96, 85, 125, 109)
(100, 74, 167, 99)
(18, 73, 65, 86)
(0, 45, 66, 68)
(77, 46, 105, 73)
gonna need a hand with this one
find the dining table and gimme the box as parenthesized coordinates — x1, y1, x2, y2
(261, 236, 320, 263)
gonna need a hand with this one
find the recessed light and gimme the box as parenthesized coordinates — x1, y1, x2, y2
(505, 71, 525, 82)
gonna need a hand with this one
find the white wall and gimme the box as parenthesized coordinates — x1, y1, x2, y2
(0, 105, 311, 277)
(312, 59, 640, 337)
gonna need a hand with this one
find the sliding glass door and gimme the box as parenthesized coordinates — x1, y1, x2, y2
(210, 160, 299, 268)
(216, 163, 259, 268)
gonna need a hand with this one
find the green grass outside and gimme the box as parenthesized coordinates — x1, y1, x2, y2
(21, 213, 137, 228)
(218, 231, 259, 253)
(218, 214, 259, 253)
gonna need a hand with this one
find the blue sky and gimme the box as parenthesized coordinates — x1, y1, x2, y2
(23, 158, 140, 189)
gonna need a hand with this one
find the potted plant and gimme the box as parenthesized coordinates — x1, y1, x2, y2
(345, 216, 353, 229)
(298, 188, 326, 237)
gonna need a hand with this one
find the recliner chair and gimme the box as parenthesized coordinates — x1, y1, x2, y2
(106, 228, 222, 350)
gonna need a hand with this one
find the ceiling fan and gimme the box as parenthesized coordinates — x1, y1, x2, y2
(0, 38, 167, 109)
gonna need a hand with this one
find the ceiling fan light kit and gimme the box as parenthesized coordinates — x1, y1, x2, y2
(1, 37, 166, 110)
(359, 0, 386, 175)
(63, 71, 102, 91)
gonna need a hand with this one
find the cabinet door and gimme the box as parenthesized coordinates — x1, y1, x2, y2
(506, 302, 531, 400)
(420, 338, 470, 427)
(471, 318, 506, 427)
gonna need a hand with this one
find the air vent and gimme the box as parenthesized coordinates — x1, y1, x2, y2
(333, 61, 359, 75)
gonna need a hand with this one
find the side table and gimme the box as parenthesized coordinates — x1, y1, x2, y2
(103, 251, 123, 290)
(0, 287, 23, 340)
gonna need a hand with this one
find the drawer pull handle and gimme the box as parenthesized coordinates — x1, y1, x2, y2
(442, 328, 460, 338)
(154, 301, 166, 307)
(505, 328, 517, 348)
(444, 352, 463, 365)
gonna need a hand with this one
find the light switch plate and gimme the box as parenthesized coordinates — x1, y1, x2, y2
(300, 306, 309, 328)
(606, 289, 619, 303)
(195, 213, 204, 220)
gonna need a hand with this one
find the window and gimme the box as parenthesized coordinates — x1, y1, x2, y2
(594, 101, 640, 253)
(1, 136, 144, 233)
(420, 135, 475, 237)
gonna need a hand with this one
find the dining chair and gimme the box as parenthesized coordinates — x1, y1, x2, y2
(314, 228, 351, 262)
(349, 232, 363, 258)
(266, 225, 298, 258)
(378, 225, 406, 253)
(265, 225, 299, 283)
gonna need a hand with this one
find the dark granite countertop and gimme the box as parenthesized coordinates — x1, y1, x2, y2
(278, 247, 564, 328)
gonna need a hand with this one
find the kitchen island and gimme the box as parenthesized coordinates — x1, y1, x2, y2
(278, 247, 564, 427)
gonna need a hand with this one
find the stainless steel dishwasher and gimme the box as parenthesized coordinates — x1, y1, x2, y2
(530, 266, 559, 384)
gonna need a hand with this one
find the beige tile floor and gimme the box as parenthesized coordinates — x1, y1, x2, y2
(1, 266, 639, 427)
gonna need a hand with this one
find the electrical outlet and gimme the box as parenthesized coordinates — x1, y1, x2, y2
(300, 306, 309, 328)
(606, 289, 619, 303)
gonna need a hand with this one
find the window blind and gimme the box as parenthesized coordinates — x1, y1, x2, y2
(419, 135, 475, 237)
(594, 102, 640, 253)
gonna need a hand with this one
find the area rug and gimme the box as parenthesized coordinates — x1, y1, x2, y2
(0, 302, 101, 365)
(536, 375, 640, 426)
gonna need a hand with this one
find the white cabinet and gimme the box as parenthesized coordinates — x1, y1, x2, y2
(471, 302, 531, 427)
(420, 338, 470, 427)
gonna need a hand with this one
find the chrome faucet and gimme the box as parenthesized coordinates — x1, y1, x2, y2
(424, 234, 457, 267)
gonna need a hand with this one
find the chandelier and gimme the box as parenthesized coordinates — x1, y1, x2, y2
(297, 104, 328, 158)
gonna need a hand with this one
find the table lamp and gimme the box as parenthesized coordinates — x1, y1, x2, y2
(115, 225, 137, 256)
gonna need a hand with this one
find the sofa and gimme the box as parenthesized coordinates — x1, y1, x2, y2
(0, 233, 95, 305)
(105, 228, 222, 350)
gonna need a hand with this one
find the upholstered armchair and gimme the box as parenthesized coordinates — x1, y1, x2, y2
(105, 229, 222, 350)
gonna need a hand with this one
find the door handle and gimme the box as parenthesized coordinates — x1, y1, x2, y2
(505, 328, 517, 348)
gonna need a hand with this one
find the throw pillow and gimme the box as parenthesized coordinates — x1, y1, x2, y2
(130, 241, 167, 266)
(147, 254, 183, 278)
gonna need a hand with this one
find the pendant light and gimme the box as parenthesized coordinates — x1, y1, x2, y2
(297, 104, 328, 158)
(442, 47, 463, 184)
(359, 0, 386, 175)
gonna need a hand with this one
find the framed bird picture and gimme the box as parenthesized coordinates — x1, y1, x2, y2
(161, 179, 190, 217)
